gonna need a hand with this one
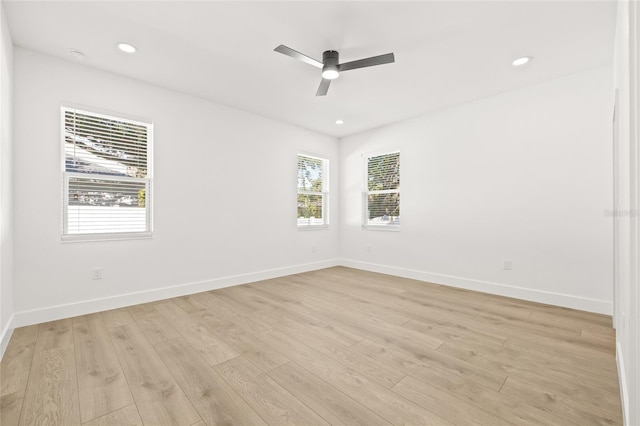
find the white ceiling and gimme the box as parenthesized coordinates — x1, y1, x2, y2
(4, 1, 617, 138)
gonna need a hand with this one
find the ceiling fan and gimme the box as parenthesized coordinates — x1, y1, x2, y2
(274, 45, 395, 96)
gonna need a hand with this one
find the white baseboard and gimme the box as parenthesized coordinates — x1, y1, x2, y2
(0, 313, 15, 361)
(12, 259, 340, 328)
(616, 341, 629, 426)
(10, 257, 612, 328)
(340, 259, 612, 315)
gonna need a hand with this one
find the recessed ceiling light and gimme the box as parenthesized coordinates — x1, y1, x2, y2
(68, 49, 85, 61)
(512, 56, 531, 67)
(335, 119, 344, 125)
(117, 42, 137, 54)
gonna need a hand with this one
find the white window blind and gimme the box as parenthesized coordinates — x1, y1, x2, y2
(297, 154, 329, 227)
(364, 151, 400, 228)
(62, 106, 152, 239)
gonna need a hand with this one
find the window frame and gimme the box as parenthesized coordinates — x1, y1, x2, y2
(363, 150, 400, 231)
(60, 104, 154, 242)
(297, 153, 329, 229)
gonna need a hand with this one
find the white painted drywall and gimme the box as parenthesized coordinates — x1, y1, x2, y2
(0, 3, 15, 356)
(11, 48, 339, 323)
(613, 0, 640, 423)
(339, 66, 614, 314)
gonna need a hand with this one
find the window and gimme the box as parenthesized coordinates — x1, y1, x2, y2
(62, 106, 152, 240)
(297, 154, 329, 228)
(364, 151, 400, 228)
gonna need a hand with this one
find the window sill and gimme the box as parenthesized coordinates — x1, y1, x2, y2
(362, 225, 400, 232)
(62, 232, 153, 243)
(297, 225, 329, 231)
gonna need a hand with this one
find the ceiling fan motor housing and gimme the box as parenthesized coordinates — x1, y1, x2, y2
(322, 50, 340, 76)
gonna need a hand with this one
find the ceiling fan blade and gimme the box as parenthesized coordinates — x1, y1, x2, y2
(274, 45, 323, 69)
(338, 53, 395, 72)
(316, 78, 331, 96)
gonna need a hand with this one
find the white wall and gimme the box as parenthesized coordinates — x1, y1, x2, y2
(0, 3, 14, 357)
(340, 66, 614, 314)
(12, 48, 339, 325)
(613, 1, 639, 423)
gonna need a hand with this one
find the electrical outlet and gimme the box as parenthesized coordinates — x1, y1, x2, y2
(367, 245, 372, 253)
(312, 244, 317, 253)
(92, 268, 103, 280)
(503, 260, 512, 270)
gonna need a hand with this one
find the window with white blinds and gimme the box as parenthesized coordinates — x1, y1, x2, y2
(297, 154, 329, 228)
(62, 106, 152, 240)
(364, 151, 400, 228)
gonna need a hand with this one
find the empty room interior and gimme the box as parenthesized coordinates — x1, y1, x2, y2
(0, 1, 639, 425)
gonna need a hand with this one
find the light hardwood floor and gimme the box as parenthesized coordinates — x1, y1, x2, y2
(0, 267, 622, 425)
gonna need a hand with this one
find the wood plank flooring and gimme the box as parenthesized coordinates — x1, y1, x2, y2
(0, 267, 622, 425)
